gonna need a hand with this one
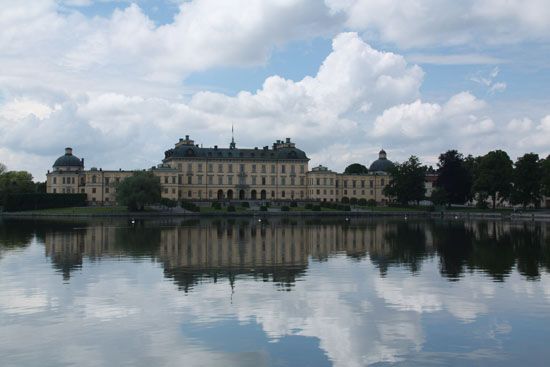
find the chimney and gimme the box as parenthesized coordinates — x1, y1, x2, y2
(214, 145, 218, 149)
(185, 135, 189, 140)
(81, 158, 84, 166)
(286, 138, 290, 143)
(65, 147, 72, 155)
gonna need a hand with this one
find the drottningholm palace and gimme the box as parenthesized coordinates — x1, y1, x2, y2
(46, 135, 436, 205)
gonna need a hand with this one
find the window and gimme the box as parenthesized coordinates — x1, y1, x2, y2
(300, 177, 304, 185)
(105, 187, 110, 193)
(240, 164, 245, 172)
(53, 177, 57, 184)
(92, 188, 96, 193)
(252, 164, 256, 173)
(228, 176, 233, 185)
(188, 190, 192, 197)
(218, 164, 223, 173)
(187, 163, 192, 172)
(323, 178, 327, 185)
(381, 179, 385, 186)
(261, 165, 266, 173)
(208, 164, 213, 172)
(53, 188, 56, 193)
(62, 177, 66, 184)
(165, 176, 168, 184)
(218, 176, 223, 185)
(72, 177, 75, 184)
(92, 175, 97, 184)
(187, 176, 192, 184)
(198, 190, 202, 198)
(228, 164, 233, 173)
(300, 165, 305, 173)
(281, 177, 286, 185)
(361, 180, 365, 188)
(164, 188, 168, 194)
(291, 177, 295, 185)
(316, 178, 320, 185)
(262, 177, 266, 185)
(316, 189, 320, 195)
(116, 178, 120, 183)
(281, 190, 285, 198)
(105, 177, 110, 185)
(271, 176, 276, 185)
(197, 175, 203, 184)
(281, 165, 286, 173)
(178, 163, 182, 171)
(208, 176, 213, 184)
(344, 180, 348, 188)
(252, 176, 257, 185)
(271, 165, 275, 173)
(352, 180, 356, 188)
(198, 163, 203, 172)
(291, 165, 295, 174)
(370, 180, 374, 188)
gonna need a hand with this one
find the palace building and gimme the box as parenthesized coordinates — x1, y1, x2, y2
(46, 135, 396, 205)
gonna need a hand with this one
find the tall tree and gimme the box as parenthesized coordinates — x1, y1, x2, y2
(512, 153, 542, 208)
(344, 163, 368, 174)
(473, 150, 513, 209)
(436, 150, 472, 205)
(383, 156, 426, 205)
(0, 163, 6, 176)
(116, 171, 161, 211)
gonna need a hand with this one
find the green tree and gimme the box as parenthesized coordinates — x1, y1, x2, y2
(115, 172, 161, 211)
(344, 163, 368, 174)
(436, 150, 472, 205)
(383, 156, 426, 205)
(0, 170, 35, 205)
(512, 153, 542, 208)
(542, 155, 550, 198)
(430, 187, 448, 206)
(473, 150, 513, 209)
(0, 163, 6, 175)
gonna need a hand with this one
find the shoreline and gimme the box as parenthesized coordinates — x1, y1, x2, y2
(2, 209, 550, 221)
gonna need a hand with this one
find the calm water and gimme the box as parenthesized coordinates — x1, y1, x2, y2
(1, 217, 550, 367)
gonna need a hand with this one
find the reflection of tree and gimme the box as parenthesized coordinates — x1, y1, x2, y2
(432, 221, 475, 280)
(370, 221, 428, 276)
(0, 219, 34, 251)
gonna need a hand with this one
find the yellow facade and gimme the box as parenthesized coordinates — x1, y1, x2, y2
(45, 136, 403, 205)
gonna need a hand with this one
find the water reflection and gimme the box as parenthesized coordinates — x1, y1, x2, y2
(1, 217, 550, 367)
(2, 218, 548, 286)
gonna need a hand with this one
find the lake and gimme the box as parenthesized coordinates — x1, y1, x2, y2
(1, 217, 550, 366)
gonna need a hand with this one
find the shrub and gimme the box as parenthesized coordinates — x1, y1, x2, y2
(367, 199, 377, 207)
(350, 197, 358, 205)
(305, 203, 313, 210)
(290, 201, 298, 207)
(312, 205, 321, 211)
(180, 200, 199, 212)
(342, 205, 351, 211)
(341, 197, 350, 204)
(3, 193, 87, 212)
(260, 206, 268, 211)
(227, 205, 236, 212)
(212, 201, 222, 210)
(281, 206, 290, 212)
(160, 198, 177, 208)
(358, 198, 367, 206)
(241, 201, 250, 208)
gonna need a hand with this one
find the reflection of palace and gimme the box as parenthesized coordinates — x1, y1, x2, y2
(45, 135, 404, 205)
(38, 218, 550, 287)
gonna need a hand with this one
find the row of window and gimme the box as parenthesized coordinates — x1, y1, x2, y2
(180, 189, 305, 199)
(309, 178, 385, 188)
(176, 162, 306, 175)
(309, 189, 377, 196)
(186, 175, 306, 186)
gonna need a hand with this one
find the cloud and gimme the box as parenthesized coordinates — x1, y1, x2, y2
(407, 53, 504, 65)
(326, 0, 550, 48)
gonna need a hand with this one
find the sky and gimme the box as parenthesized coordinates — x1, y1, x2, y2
(1, 0, 550, 180)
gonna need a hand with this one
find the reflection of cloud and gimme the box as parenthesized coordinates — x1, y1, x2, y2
(374, 264, 493, 323)
(0, 288, 50, 315)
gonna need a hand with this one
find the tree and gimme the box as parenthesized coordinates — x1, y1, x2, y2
(116, 172, 161, 211)
(542, 155, 550, 199)
(512, 153, 542, 208)
(430, 187, 448, 207)
(436, 150, 472, 205)
(0, 163, 6, 176)
(383, 156, 426, 205)
(344, 163, 368, 174)
(0, 170, 35, 205)
(473, 150, 513, 209)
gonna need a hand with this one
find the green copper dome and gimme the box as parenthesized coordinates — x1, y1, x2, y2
(369, 150, 395, 172)
(53, 148, 84, 168)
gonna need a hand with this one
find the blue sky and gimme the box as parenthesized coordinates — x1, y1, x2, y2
(1, 0, 550, 179)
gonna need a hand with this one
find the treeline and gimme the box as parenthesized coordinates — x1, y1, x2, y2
(384, 150, 550, 208)
(0, 163, 46, 209)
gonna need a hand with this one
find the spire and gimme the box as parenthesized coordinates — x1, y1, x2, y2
(230, 123, 236, 149)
